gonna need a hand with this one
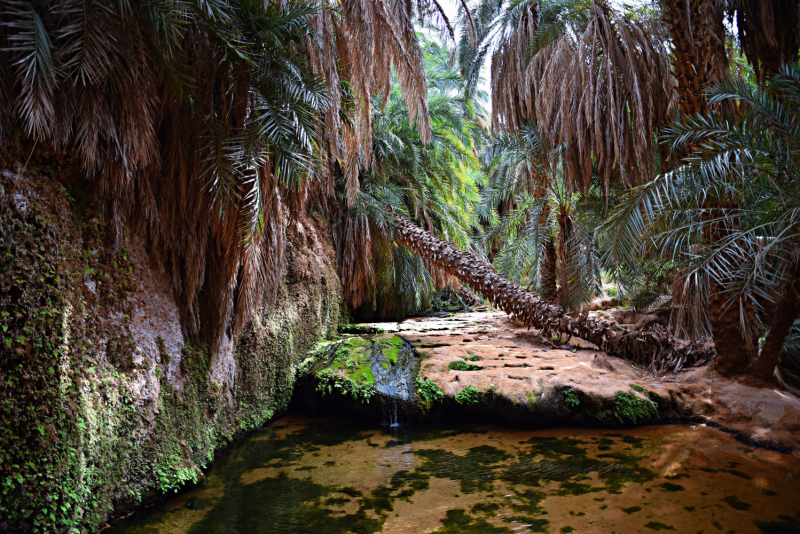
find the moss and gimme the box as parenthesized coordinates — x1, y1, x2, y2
(0, 165, 341, 533)
(526, 390, 536, 412)
(449, 360, 478, 371)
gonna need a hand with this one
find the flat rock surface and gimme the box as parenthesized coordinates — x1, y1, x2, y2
(371, 311, 800, 456)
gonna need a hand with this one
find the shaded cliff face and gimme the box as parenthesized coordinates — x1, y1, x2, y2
(0, 162, 340, 533)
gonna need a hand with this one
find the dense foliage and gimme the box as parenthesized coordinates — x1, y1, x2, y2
(3, 0, 800, 414)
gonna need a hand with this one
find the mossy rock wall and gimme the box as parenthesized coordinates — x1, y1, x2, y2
(0, 163, 340, 533)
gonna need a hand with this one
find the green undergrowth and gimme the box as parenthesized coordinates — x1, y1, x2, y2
(455, 386, 481, 405)
(564, 387, 580, 408)
(0, 161, 340, 533)
(614, 391, 658, 424)
(416, 377, 445, 403)
(449, 360, 479, 371)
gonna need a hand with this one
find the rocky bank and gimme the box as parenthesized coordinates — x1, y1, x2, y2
(0, 164, 340, 533)
(301, 312, 800, 456)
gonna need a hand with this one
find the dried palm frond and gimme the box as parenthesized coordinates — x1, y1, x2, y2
(727, 0, 800, 84)
(491, 1, 540, 134)
(534, 2, 675, 194)
(0, 0, 443, 350)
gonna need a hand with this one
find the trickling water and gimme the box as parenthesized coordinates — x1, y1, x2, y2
(370, 340, 417, 429)
(107, 415, 800, 534)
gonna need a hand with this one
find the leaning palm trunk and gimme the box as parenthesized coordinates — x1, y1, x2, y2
(393, 215, 713, 372)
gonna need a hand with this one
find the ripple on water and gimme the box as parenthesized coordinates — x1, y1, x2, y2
(108, 416, 800, 534)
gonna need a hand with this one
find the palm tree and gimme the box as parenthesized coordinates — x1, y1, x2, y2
(0, 0, 451, 350)
(394, 213, 714, 370)
(332, 40, 485, 320)
(1, 0, 332, 350)
(479, 125, 604, 310)
(606, 65, 800, 380)
(461, 1, 674, 193)
(660, 0, 729, 115)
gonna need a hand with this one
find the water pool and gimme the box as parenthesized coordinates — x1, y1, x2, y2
(107, 415, 800, 533)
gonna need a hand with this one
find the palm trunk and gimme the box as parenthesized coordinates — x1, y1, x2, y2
(662, 0, 729, 116)
(750, 261, 800, 381)
(705, 199, 764, 376)
(662, 0, 751, 373)
(708, 289, 762, 375)
(540, 236, 558, 303)
(394, 215, 714, 371)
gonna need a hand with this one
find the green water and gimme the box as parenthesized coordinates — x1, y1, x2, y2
(107, 416, 800, 534)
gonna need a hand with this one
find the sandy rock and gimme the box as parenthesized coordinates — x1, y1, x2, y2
(394, 311, 800, 456)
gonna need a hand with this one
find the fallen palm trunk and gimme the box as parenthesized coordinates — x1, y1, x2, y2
(393, 215, 714, 372)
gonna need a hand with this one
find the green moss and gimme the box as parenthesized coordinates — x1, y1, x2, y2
(374, 335, 404, 365)
(0, 166, 341, 533)
(526, 390, 536, 411)
(449, 360, 478, 371)
(316, 367, 375, 402)
(630, 383, 647, 393)
(455, 386, 481, 405)
(614, 391, 657, 424)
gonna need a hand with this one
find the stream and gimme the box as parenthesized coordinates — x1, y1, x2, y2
(108, 415, 800, 533)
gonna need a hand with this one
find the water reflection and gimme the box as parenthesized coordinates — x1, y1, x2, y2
(108, 416, 800, 534)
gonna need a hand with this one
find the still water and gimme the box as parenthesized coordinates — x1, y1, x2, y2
(108, 415, 800, 534)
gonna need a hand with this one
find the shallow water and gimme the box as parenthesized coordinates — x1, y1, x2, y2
(108, 415, 800, 534)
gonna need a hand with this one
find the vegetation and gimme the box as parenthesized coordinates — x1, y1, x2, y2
(614, 392, 658, 425)
(4, 0, 800, 380)
(563, 387, 580, 408)
(5, 0, 800, 527)
(449, 360, 479, 371)
(455, 386, 482, 405)
(415, 377, 446, 404)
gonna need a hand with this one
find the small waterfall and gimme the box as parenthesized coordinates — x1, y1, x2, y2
(370, 338, 417, 429)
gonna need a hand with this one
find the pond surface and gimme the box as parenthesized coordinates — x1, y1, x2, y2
(108, 415, 800, 534)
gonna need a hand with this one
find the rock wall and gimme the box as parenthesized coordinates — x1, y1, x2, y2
(0, 163, 340, 533)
